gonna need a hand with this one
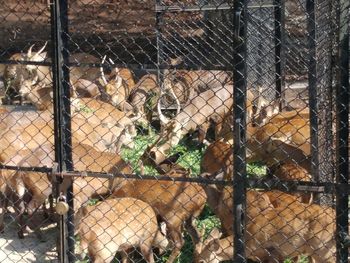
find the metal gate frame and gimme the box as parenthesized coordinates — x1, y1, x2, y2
(6, 0, 346, 262)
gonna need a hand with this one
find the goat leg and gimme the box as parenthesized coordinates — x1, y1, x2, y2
(166, 227, 185, 263)
(184, 216, 201, 246)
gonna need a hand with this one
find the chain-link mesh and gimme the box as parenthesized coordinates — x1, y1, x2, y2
(0, 0, 348, 262)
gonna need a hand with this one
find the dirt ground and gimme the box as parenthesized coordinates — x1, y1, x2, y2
(0, 210, 58, 263)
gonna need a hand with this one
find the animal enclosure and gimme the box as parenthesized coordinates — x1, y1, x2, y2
(0, 0, 349, 262)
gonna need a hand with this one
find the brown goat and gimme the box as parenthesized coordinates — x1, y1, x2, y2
(77, 197, 169, 263)
(143, 84, 234, 165)
(200, 140, 231, 175)
(0, 98, 137, 160)
(4, 43, 102, 104)
(2, 142, 131, 238)
(195, 197, 336, 263)
(99, 56, 136, 111)
(112, 167, 207, 263)
(246, 200, 336, 262)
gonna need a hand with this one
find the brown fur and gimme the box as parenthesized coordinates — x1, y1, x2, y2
(246, 201, 336, 262)
(166, 69, 232, 103)
(195, 191, 336, 263)
(0, 98, 137, 161)
(3, 142, 131, 238)
(112, 168, 207, 263)
(200, 140, 231, 175)
(128, 74, 159, 125)
(103, 67, 136, 111)
(247, 117, 310, 169)
(4, 46, 102, 104)
(144, 84, 234, 165)
(77, 197, 168, 263)
(269, 163, 312, 203)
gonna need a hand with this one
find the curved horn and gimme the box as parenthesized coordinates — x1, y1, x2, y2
(35, 41, 48, 57)
(27, 44, 35, 58)
(108, 58, 122, 87)
(114, 67, 121, 81)
(100, 55, 108, 85)
(256, 86, 265, 110)
(157, 92, 170, 125)
(114, 73, 123, 89)
(108, 58, 115, 65)
(163, 70, 181, 115)
(169, 84, 181, 115)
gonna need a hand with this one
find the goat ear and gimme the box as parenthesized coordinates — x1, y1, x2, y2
(159, 222, 167, 236)
(31, 75, 39, 85)
(259, 192, 275, 209)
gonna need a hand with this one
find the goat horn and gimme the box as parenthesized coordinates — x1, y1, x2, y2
(163, 74, 181, 115)
(169, 85, 181, 115)
(114, 75, 123, 90)
(108, 58, 115, 65)
(256, 86, 264, 109)
(157, 91, 170, 125)
(35, 41, 48, 57)
(100, 55, 108, 86)
(108, 58, 122, 86)
(27, 44, 35, 58)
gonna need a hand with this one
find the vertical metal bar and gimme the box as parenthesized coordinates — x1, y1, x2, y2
(274, 0, 285, 110)
(336, 1, 349, 261)
(51, 0, 74, 261)
(156, 0, 166, 110)
(257, 41, 263, 88)
(49, 0, 65, 261)
(306, 0, 319, 183)
(233, 0, 247, 262)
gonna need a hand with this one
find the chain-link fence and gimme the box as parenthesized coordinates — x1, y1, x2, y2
(0, 0, 349, 262)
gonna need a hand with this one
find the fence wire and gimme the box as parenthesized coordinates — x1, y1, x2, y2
(0, 0, 348, 263)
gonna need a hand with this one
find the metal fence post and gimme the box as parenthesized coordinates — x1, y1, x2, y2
(306, 0, 319, 184)
(336, 0, 349, 261)
(50, 0, 73, 261)
(307, 0, 335, 205)
(156, 0, 165, 98)
(233, 0, 247, 262)
(274, 0, 285, 110)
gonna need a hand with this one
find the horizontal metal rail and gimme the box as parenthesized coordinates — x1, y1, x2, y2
(155, 4, 275, 13)
(1, 163, 345, 194)
(54, 170, 233, 186)
(46, 169, 350, 194)
(0, 59, 234, 71)
(0, 60, 52, 66)
(0, 164, 52, 173)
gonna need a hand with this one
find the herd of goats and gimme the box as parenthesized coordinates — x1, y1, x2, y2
(0, 42, 339, 263)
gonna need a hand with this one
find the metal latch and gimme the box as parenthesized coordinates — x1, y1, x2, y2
(56, 193, 69, 215)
